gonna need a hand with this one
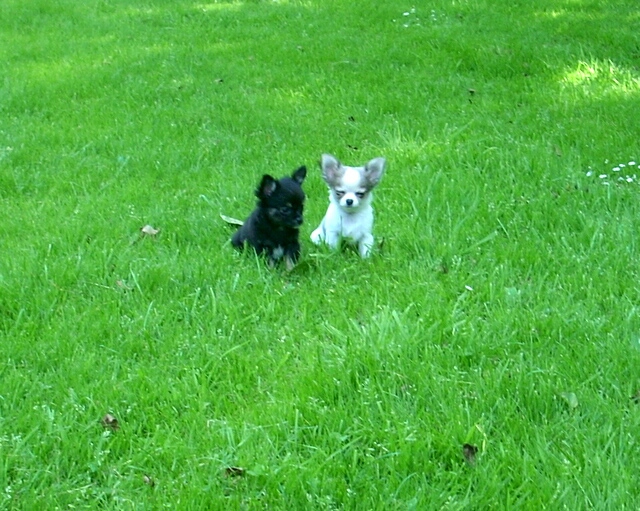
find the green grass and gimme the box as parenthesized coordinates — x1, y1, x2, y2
(1, 0, 640, 508)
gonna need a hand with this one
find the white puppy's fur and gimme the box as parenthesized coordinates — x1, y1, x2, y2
(311, 154, 386, 258)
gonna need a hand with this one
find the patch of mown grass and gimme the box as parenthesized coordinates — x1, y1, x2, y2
(1, 0, 640, 509)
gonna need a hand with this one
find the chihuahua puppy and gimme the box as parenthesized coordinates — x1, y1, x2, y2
(232, 166, 307, 270)
(311, 154, 386, 258)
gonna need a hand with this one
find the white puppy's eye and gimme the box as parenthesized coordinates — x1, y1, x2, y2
(356, 192, 365, 199)
(335, 191, 345, 198)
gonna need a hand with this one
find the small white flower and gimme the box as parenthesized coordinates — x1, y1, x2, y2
(627, 177, 634, 183)
(619, 163, 626, 168)
(465, 285, 474, 291)
(602, 182, 610, 186)
(586, 171, 593, 177)
(599, 174, 608, 179)
(629, 161, 636, 166)
(403, 11, 410, 16)
(618, 177, 625, 182)
(613, 167, 621, 172)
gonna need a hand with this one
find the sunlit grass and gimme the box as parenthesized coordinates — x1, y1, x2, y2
(563, 59, 640, 94)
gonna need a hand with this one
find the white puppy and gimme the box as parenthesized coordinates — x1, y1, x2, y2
(311, 154, 386, 258)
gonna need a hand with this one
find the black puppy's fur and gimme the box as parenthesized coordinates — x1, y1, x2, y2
(232, 166, 307, 269)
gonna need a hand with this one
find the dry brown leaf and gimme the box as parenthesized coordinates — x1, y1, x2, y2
(141, 225, 160, 236)
(560, 392, 579, 410)
(462, 443, 478, 465)
(224, 466, 246, 478)
(220, 214, 244, 226)
(101, 413, 120, 431)
(115, 280, 132, 291)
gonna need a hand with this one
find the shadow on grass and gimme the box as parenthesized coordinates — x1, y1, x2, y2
(0, 0, 637, 202)
(3, 0, 637, 113)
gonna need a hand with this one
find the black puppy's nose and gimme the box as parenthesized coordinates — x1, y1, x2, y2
(346, 198, 353, 206)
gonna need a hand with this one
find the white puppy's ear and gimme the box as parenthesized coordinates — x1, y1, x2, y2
(364, 157, 386, 188)
(321, 154, 342, 185)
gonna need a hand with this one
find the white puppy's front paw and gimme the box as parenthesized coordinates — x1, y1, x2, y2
(359, 235, 374, 258)
(324, 231, 340, 249)
(310, 227, 324, 245)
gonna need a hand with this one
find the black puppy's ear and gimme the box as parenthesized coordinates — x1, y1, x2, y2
(291, 166, 307, 185)
(256, 175, 278, 199)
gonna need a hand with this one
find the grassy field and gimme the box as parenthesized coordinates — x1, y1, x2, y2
(1, 0, 640, 508)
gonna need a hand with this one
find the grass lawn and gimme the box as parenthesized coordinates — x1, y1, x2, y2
(1, 0, 640, 508)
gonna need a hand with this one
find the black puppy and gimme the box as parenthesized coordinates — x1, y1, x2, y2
(232, 166, 307, 270)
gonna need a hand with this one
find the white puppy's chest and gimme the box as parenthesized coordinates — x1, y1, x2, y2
(340, 211, 371, 241)
(326, 202, 373, 242)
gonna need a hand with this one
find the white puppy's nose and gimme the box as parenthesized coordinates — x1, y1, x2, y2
(346, 198, 353, 206)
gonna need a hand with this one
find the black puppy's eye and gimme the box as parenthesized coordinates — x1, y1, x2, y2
(356, 192, 365, 199)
